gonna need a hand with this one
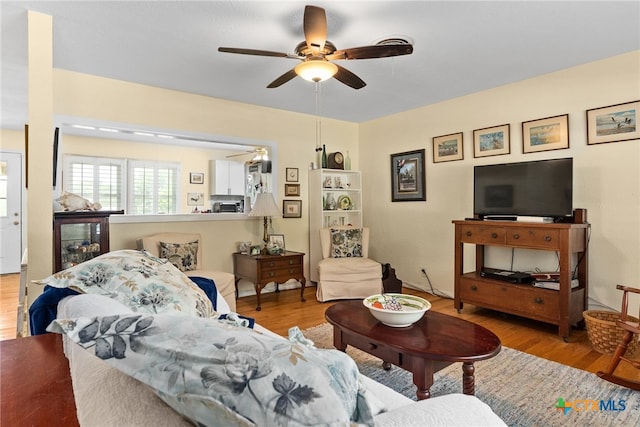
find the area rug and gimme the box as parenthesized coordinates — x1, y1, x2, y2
(302, 323, 640, 427)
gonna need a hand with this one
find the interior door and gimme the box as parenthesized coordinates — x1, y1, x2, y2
(0, 152, 23, 274)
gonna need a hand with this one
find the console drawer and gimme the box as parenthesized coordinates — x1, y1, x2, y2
(506, 228, 560, 250)
(459, 277, 559, 321)
(460, 225, 506, 245)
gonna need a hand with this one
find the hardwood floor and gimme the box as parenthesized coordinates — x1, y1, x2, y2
(2, 273, 637, 381)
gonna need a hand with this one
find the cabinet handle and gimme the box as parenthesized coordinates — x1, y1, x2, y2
(534, 297, 543, 304)
(466, 231, 472, 237)
(544, 236, 552, 242)
(470, 285, 478, 291)
(288, 260, 295, 265)
(513, 233, 520, 239)
(288, 269, 294, 274)
(491, 233, 498, 238)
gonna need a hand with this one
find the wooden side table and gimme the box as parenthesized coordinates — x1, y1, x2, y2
(233, 250, 306, 311)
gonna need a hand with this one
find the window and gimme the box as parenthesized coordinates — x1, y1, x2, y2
(128, 161, 180, 214)
(64, 156, 124, 210)
(63, 156, 180, 214)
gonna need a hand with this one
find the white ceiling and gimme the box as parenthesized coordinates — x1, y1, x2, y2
(2, 1, 639, 133)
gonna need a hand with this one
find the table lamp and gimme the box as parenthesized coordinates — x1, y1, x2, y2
(248, 192, 281, 249)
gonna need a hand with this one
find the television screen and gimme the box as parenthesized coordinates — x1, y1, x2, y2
(474, 158, 573, 218)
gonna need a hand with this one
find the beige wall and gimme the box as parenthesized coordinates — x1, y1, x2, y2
(360, 51, 640, 311)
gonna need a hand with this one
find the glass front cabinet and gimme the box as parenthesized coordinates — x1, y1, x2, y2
(53, 210, 123, 272)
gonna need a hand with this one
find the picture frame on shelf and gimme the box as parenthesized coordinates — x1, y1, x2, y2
(283, 199, 302, 218)
(186, 192, 204, 206)
(250, 245, 261, 255)
(286, 167, 299, 182)
(284, 183, 300, 196)
(189, 172, 204, 184)
(586, 100, 640, 145)
(268, 234, 285, 250)
(433, 132, 464, 163)
(473, 124, 510, 158)
(390, 149, 426, 202)
(522, 114, 569, 153)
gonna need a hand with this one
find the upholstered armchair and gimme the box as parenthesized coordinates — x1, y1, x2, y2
(136, 232, 237, 311)
(316, 227, 383, 302)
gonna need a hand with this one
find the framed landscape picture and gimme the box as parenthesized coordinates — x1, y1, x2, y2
(522, 114, 569, 153)
(473, 124, 510, 158)
(587, 100, 640, 145)
(390, 149, 426, 202)
(433, 132, 463, 163)
(284, 183, 300, 196)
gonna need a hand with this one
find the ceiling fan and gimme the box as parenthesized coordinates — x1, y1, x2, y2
(218, 5, 413, 89)
(226, 147, 269, 160)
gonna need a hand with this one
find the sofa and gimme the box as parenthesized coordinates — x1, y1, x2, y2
(38, 250, 505, 426)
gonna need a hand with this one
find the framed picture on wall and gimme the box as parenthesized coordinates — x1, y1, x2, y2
(283, 200, 302, 218)
(522, 114, 569, 153)
(284, 183, 300, 196)
(189, 172, 204, 184)
(286, 167, 299, 182)
(586, 100, 640, 145)
(390, 149, 426, 202)
(473, 124, 510, 158)
(433, 132, 464, 163)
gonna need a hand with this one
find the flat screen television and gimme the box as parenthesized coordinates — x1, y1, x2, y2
(473, 158, 573, 219)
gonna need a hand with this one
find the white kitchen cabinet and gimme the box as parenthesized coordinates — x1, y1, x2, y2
(210, 160, 245, 195)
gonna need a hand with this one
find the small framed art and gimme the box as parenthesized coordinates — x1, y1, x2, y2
(189, 172, 204, 184)
(587, 100, 640, 145)
(473, 124, 510, 158)
(187, 192, 204, 206)
(390, 149, 426, 202)
(433, 132, 464, 163)
(522, 114, 569, 153)
(284, 183, 300, 196)
(286, 167, 299, 182)
(283, 200, 302, 218)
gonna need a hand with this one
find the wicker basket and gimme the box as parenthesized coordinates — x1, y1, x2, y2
(583, 310, 639, 355)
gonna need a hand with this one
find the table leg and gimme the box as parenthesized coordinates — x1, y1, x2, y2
(411, 358, 434, 400)
(332, 327, 347, 352)
(462, 362, 475, 395)
(234, 276, 240, 299)
(299, 277, 306, 302)
(255, 283, 263, 311)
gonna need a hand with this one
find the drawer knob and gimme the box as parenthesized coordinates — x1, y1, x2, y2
(470, 285, 478, 291)
(535, 297, 544, 304)
(513, 233, 520, 239)
(491, 233, 498, 238)
(288, 260, 295, 265)
(268, 262, 275, 267)
(466, 231, 472, 237)
(269, 272, 275, 277)
(369, 343, 378, 350)
(288, 269, 294, 274)
(544, 236, 552, 242)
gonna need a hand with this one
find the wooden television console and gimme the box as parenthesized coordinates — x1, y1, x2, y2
(453, 209, 589, 341)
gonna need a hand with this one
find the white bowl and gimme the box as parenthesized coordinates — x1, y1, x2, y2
(363, 293, 431, 327)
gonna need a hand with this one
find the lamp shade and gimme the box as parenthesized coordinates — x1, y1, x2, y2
(295, 60, 338, 82)
(248, 192, 281, 218)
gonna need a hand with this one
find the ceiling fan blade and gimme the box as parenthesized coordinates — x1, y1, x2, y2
(267, 68, 298, 88)
(333, 65, 366, 89)
(218, 47, 289, 58)
(303, 5, 327, 54)
(327, 44, 413, 60)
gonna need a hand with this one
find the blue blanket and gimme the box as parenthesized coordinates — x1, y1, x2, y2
(30, 276, 220, 335)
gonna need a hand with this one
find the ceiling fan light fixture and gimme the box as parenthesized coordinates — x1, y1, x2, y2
(295, 60, 338, 82)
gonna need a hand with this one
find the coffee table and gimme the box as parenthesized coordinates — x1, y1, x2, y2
(325, 300, 501, 400)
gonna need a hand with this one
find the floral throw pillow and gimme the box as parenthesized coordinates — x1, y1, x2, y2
(330, 228, 363, 258)
(160, 241, 198, 272)
(49, 315, 380, 426)
(34, 250, 214, 318)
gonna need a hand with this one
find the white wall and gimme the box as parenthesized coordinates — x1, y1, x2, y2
(360, 51, 640, 311)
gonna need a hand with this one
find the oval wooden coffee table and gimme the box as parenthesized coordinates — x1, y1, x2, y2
(325, 300, 501, 400)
